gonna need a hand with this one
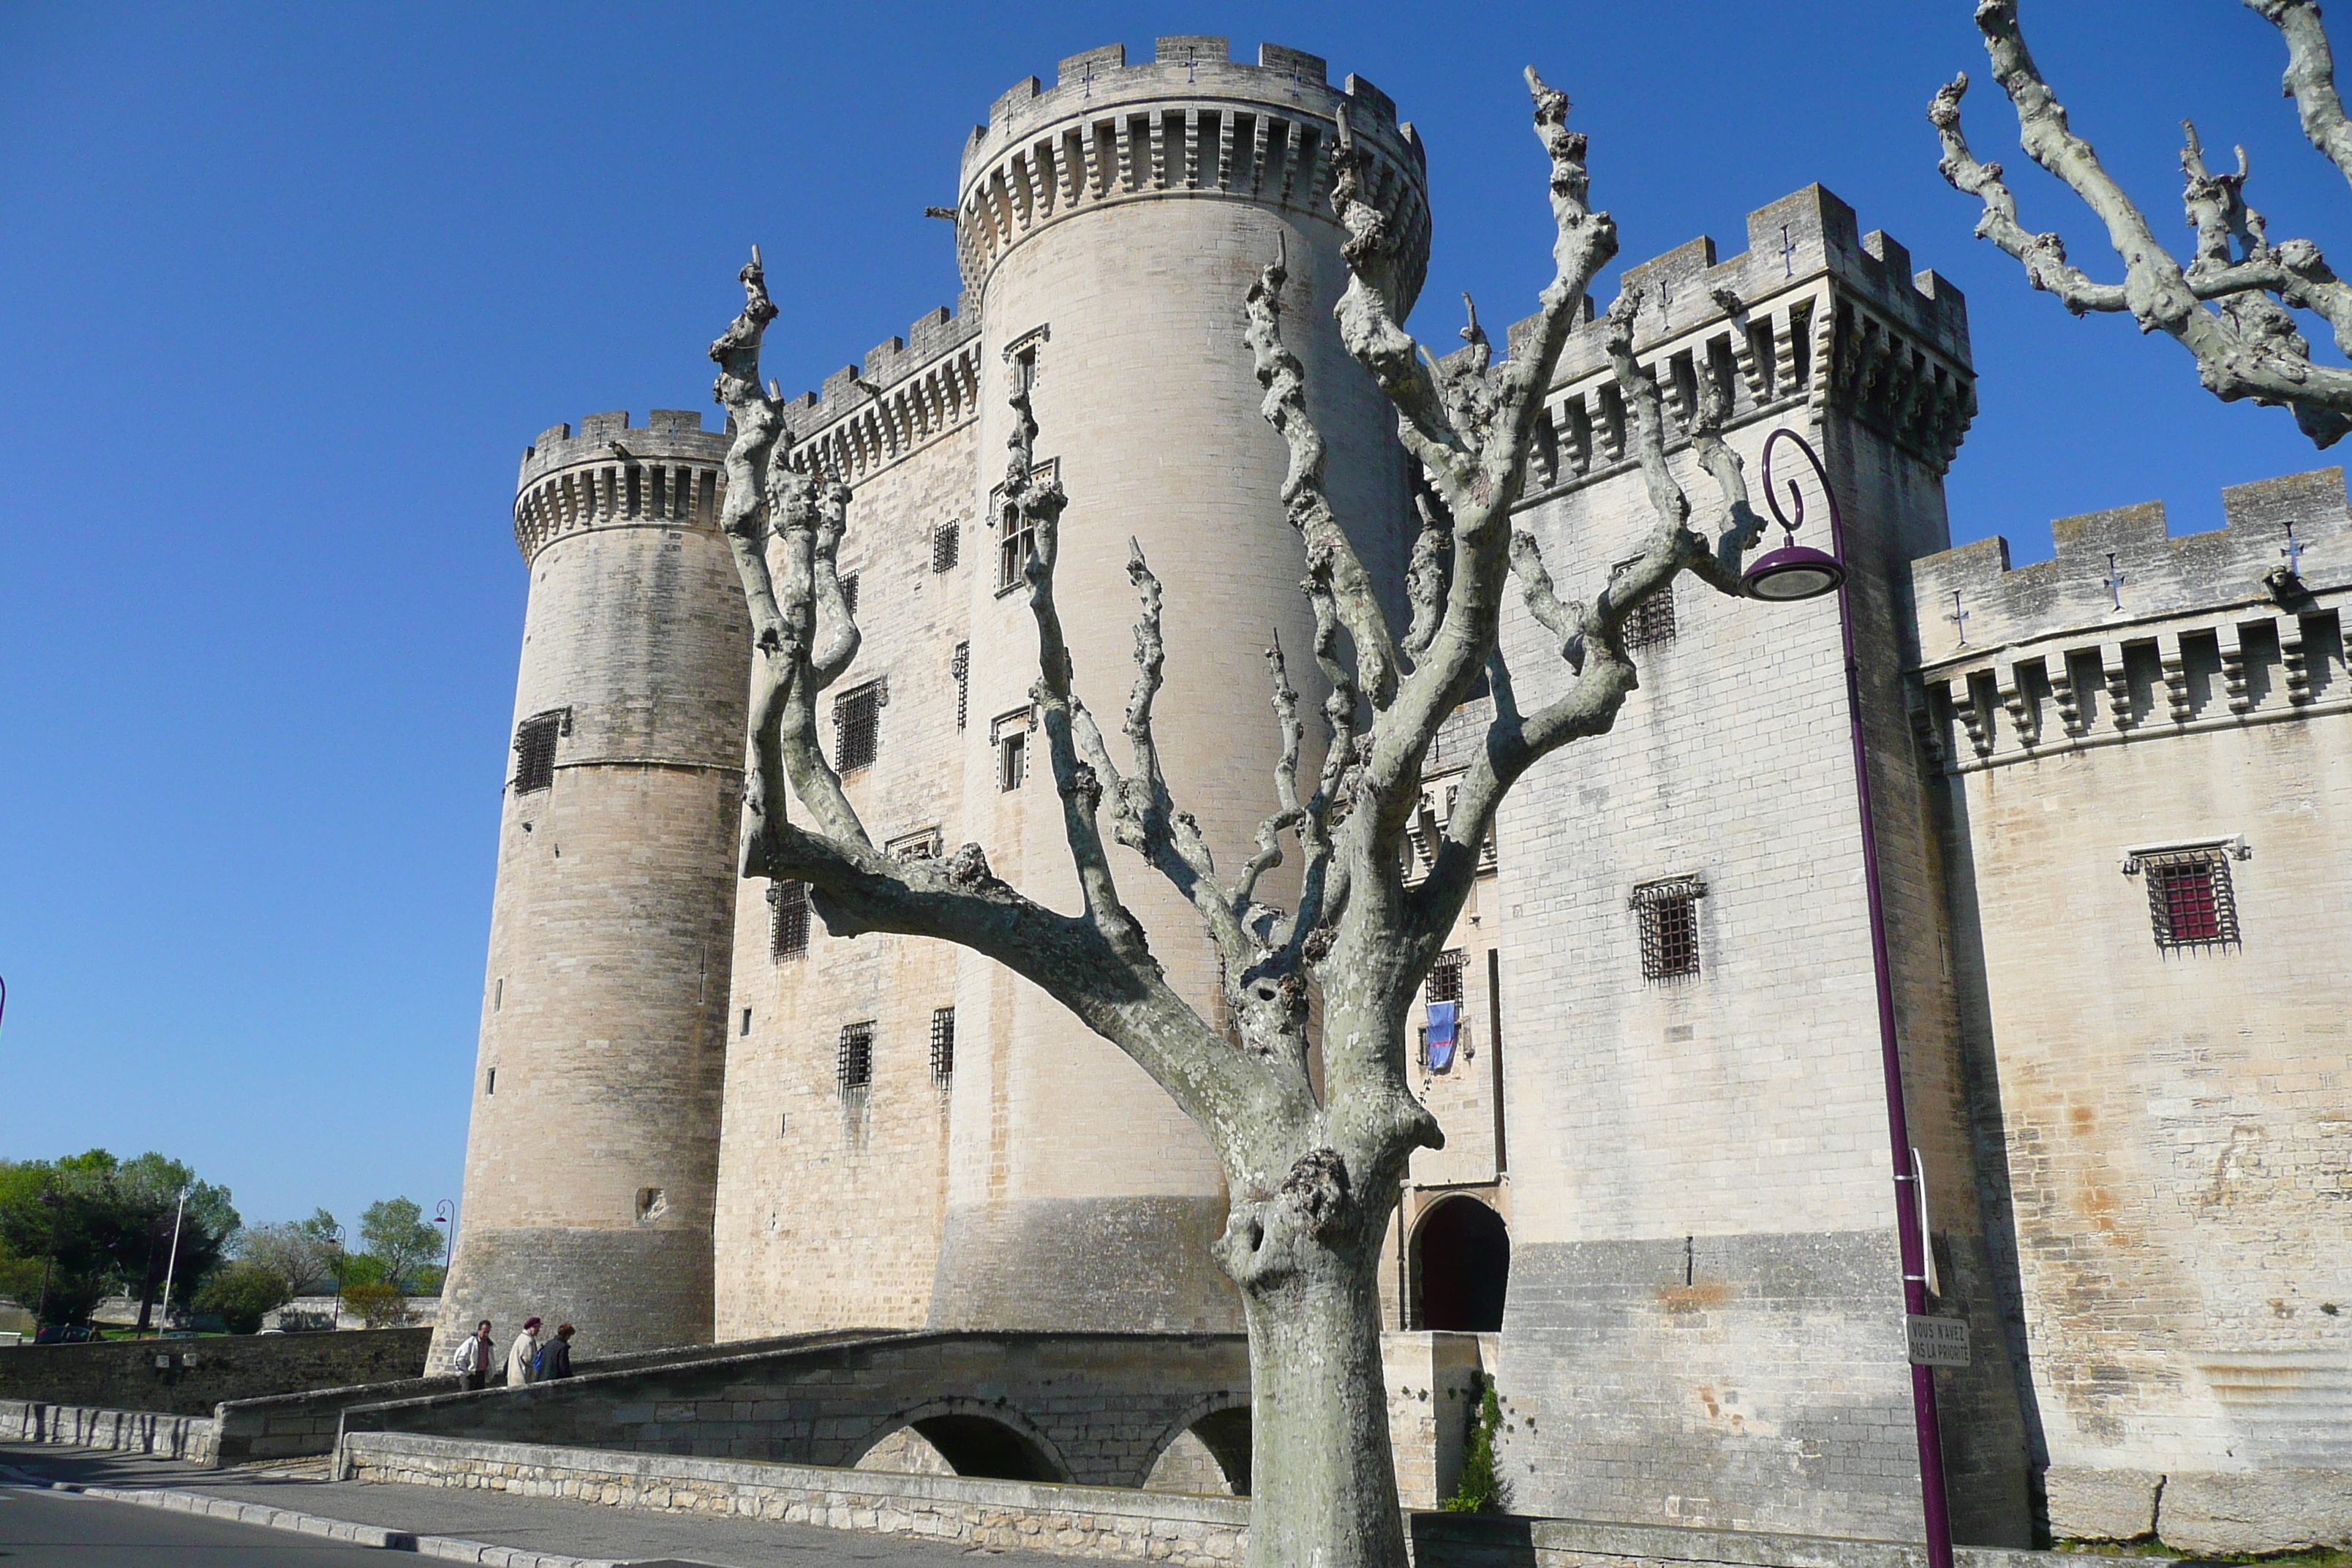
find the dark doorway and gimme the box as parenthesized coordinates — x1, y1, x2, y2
(911, 1414, 1063, 1482)
(1415, 1196, 1509, 1331)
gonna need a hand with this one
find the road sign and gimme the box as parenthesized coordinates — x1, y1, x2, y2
(1907, 1314, 1970, 1368)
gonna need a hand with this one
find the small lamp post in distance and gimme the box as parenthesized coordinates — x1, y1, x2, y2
(1740, 426, 1953, 1568)
(432, 1200, 455, 1287)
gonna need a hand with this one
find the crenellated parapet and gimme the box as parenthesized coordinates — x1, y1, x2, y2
(1908, 467, 2351, 774)
(954, 37, 1431, 312)
(1494, 186, 1976, 494)
(773, 305, 985, 488)
(513, 410, 734, 562)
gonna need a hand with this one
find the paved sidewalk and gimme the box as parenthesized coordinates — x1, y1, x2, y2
(0, 1441, 1069, 1567)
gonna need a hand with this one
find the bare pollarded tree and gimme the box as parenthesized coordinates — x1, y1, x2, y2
(706, 70, 1767, 1568)
(1934, 0, 2352, 450)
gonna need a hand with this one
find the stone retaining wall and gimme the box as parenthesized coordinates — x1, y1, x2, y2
(342, 1430, 1249, 1565)
(0, 1398, 217, 1463)
(341, 1431, 2155, 1568)
(0, 1328, 430, 1417)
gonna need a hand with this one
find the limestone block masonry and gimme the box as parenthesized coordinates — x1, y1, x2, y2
(1914, 469, 2352, 1553)
(933, 36, 1427, 1334)
(437, 409, 750, 1362)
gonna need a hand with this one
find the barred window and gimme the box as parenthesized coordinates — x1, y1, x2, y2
(512, 709, 568, 794)
(839, 573, 859, 619)
(932, 521, 961, 573)
(2129, 845, 2242, 949)
(1632, 875, 1705, 981)
(953, 643, 970, 731)
(930, 1007, 955, 1087)
(1426, 949, 1466, 1004)
(834, 681, 884, 773)
(769, 879, 810, 960)
(838, 1020, 875, 1095)
(1613, 558, 1677, 649)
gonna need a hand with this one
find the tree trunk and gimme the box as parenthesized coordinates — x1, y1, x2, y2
(1240, 1226, 1408, 1568)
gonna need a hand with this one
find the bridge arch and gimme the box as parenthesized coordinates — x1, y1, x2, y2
(1410, 1194, 1510, 1332)
(1139, 1390, 1252, 1495)
(845, 1397, 1070, 1484)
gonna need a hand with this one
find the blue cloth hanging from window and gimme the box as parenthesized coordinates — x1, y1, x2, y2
(1425, 1000, 1458, 1072)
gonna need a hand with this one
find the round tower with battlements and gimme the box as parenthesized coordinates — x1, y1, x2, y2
(929, 38, 1431, 1331)
(434, 408, 750, 1360)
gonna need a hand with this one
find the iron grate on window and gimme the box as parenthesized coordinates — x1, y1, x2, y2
(834, 681, 883, 773)
(1427, 949, 1466, 1004)
(930, 1006, 955, 1087)
(838, 1020, 875, 1096)
(769, 879, 810, 960)
(932, 521, 960, 574)
(839, 573, 859, 619)
(1612, 558, 1677, 649)
(512, 709, 569, 794)
(2133, 847, 2241, 949)
(1632, 875, 1705, 981)
(952, 644, 970, 731)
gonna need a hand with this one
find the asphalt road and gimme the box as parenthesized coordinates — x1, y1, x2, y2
(0, 1482, 396, 1565)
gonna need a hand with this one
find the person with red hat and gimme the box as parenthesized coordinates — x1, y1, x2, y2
(505, 1316, 543, 1388)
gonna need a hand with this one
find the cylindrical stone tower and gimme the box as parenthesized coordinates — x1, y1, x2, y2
(929, 38, 1431, 1330)
(434, 409, 749, 1360)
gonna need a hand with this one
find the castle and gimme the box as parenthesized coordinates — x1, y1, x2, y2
(433, 38, 2351, 1552)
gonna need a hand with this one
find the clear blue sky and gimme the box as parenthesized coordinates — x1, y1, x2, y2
(1, 1, 2337, 1234)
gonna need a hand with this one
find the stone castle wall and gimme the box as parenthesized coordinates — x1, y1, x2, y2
(1914, 470, 2352, 1545)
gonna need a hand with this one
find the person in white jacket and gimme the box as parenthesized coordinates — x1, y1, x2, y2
(449, 1320, 495, 1391)
(505, 1316, 542, 1389)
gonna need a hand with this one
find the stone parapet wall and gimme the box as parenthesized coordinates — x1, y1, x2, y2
(0, 1398, 217, 1463)
(0, 1328, 429, 1419)
(342, 1430, 1250, 1567)
(337, 1431, 2155, 1568)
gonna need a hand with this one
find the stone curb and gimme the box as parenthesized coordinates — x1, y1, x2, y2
(0, 1463, 625, 1567)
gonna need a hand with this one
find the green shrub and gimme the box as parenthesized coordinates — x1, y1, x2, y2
(192, 1263, 293, 1335)
(1441, 1372, 1507, 1514)
(342, 1279, 409, 1328)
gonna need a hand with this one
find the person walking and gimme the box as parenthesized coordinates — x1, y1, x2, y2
(450, 1320, 495, 1392)
(505, 1316, 541, 1388)
(535, 1322, 576, 1381)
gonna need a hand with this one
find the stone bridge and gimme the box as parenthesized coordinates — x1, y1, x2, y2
(336, 1331, 1252, 1493)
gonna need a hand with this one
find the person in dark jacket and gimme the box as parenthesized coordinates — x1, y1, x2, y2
(535, 1322, 576, 1380)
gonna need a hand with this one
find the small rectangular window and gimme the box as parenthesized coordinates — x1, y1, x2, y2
(769, 879, 810, 960)
(999, 500, 1036, 592)
(741, 1007, 753, 1036)
(486, 1068, 496, 1096)
(839, 572, 860, 619)
(1612, 558, 1676, 649)
(834, 681, 884, 773)
(1000, 731, 1027, 791)
(2132, 845, 2242, 949)
(953, 644, 970, 731)
(838, 1020, 876, 1095)
(930, 1006, 956, 1087)
(1426, 949, 1466, 1004)
(932, 521, 961, 573)
(1632, 875, 1705, 981)
(512, 709, 568, 794)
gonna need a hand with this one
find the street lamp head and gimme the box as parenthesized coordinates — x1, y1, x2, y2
(1741, 542, 1845, 601)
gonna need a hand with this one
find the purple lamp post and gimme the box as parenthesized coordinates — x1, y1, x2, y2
(1742, 426, 1953, 1568)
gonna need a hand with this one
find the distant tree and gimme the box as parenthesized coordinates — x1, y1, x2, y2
(357, 1199, 442, 1293)
(0, 1151, 238, 1328)
(193, 1262, 293, 1335)
(233, 1219, 338, 1294)
(1934, 0, 2352, 451)
(340, 1279, 409, 1329)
